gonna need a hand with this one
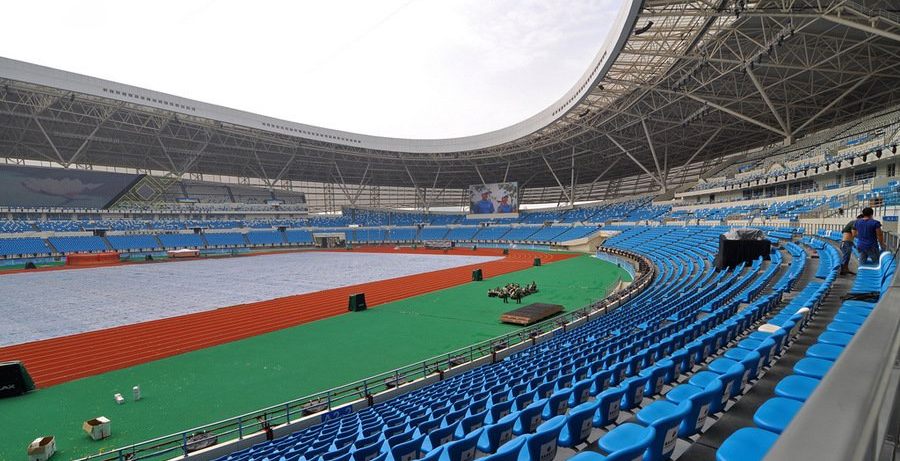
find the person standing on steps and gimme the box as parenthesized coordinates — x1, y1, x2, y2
(853, 207, 886, 266)
(840, 214, 862, 275)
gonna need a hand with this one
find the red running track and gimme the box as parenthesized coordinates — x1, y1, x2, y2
(0, 247, 576, 388)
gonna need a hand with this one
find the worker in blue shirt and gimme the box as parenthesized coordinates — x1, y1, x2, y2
(853, 207, 885, 265)
(472, 191, 494, 214)
(497, 195, 514, 213)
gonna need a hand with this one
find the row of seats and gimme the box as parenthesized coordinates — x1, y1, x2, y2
(0, 222, 606, 257)
(668, 197, 833, 221)
(344, 200, 669, 227)
(715, 237, 895, 460)
(213, 226, 811, 461)
(0, 199, 667, 234)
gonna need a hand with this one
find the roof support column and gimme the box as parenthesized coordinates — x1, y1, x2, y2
(472, 163, 488, 187)
(605, 134, 667, 191)
(793, 74, 871, 135)
(34, 118, 66, 165)
(333, 162, 356, 205)
(684, 93, 787, 137)
(745, 67, 791, 140)
(680, 127, 723, 170)
(541, 154, 573, 204)
(350, 163, 371, 206)
(641, 119, 667, 191)
(821, 14, 900, 43)
(403, 163, 427, 209)
(569, 147, 576, 207)
(580, 157, 622, 202)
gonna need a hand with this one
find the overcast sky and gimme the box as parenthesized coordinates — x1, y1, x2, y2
(0, 0, 623, 139)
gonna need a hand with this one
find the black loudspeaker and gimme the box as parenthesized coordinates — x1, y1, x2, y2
(24, 262, 37, 270)
(472, 269, 483, 281)
(533, 258, 542, 267)
(348, 293, 367, 312)
(0, 361, 35, 398)
(502, 248, 509, 255)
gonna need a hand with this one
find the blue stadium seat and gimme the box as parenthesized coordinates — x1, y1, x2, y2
(597, 423, 655, 461)
(752, 397, 803, 434)
(716, 427, 779, 461)
(516, 415, 565, 461)
(475, 413, 516, 454)
(557, 401, 596, 448)
(632, 400, 690, 461)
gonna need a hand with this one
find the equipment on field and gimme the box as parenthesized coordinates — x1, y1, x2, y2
(27, 436, 56, 461)
(66, 251, 120, 266)
(714, 229, 771, 269)
(0, 361, 35, 398)
(82, 417, 111, 441)
(501, 303, 564, 325)
(348, 293, 367, 312)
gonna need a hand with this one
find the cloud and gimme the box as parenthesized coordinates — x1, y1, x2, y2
(0, 0, 625, 139)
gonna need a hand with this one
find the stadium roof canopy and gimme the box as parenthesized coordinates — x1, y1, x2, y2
(1, 0, 899, 201)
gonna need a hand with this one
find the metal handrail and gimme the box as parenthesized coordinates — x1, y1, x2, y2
(73, 248, 653, 461)
(763, 244, 900, 460)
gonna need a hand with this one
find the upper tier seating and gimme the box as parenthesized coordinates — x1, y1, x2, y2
(83, 220, 148, 231)
(0, 221, 36, 233)
(36, 221, 83, 232)
(429, 215, 462, 226)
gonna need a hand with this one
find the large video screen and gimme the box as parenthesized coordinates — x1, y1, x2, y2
(468, 182, 518, 216)
(0, 165, 142, 208)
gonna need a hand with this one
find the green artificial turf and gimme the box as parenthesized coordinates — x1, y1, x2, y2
(0, 261, 65, 271)
(0, 255, 628, 460)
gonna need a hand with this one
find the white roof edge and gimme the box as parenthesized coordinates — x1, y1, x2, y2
(0, 0, 641, 154)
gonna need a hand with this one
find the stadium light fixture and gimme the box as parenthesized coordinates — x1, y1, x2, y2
(634, 21, 654, 35)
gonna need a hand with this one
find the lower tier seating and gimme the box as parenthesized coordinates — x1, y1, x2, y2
(213, 226, 821, 461)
